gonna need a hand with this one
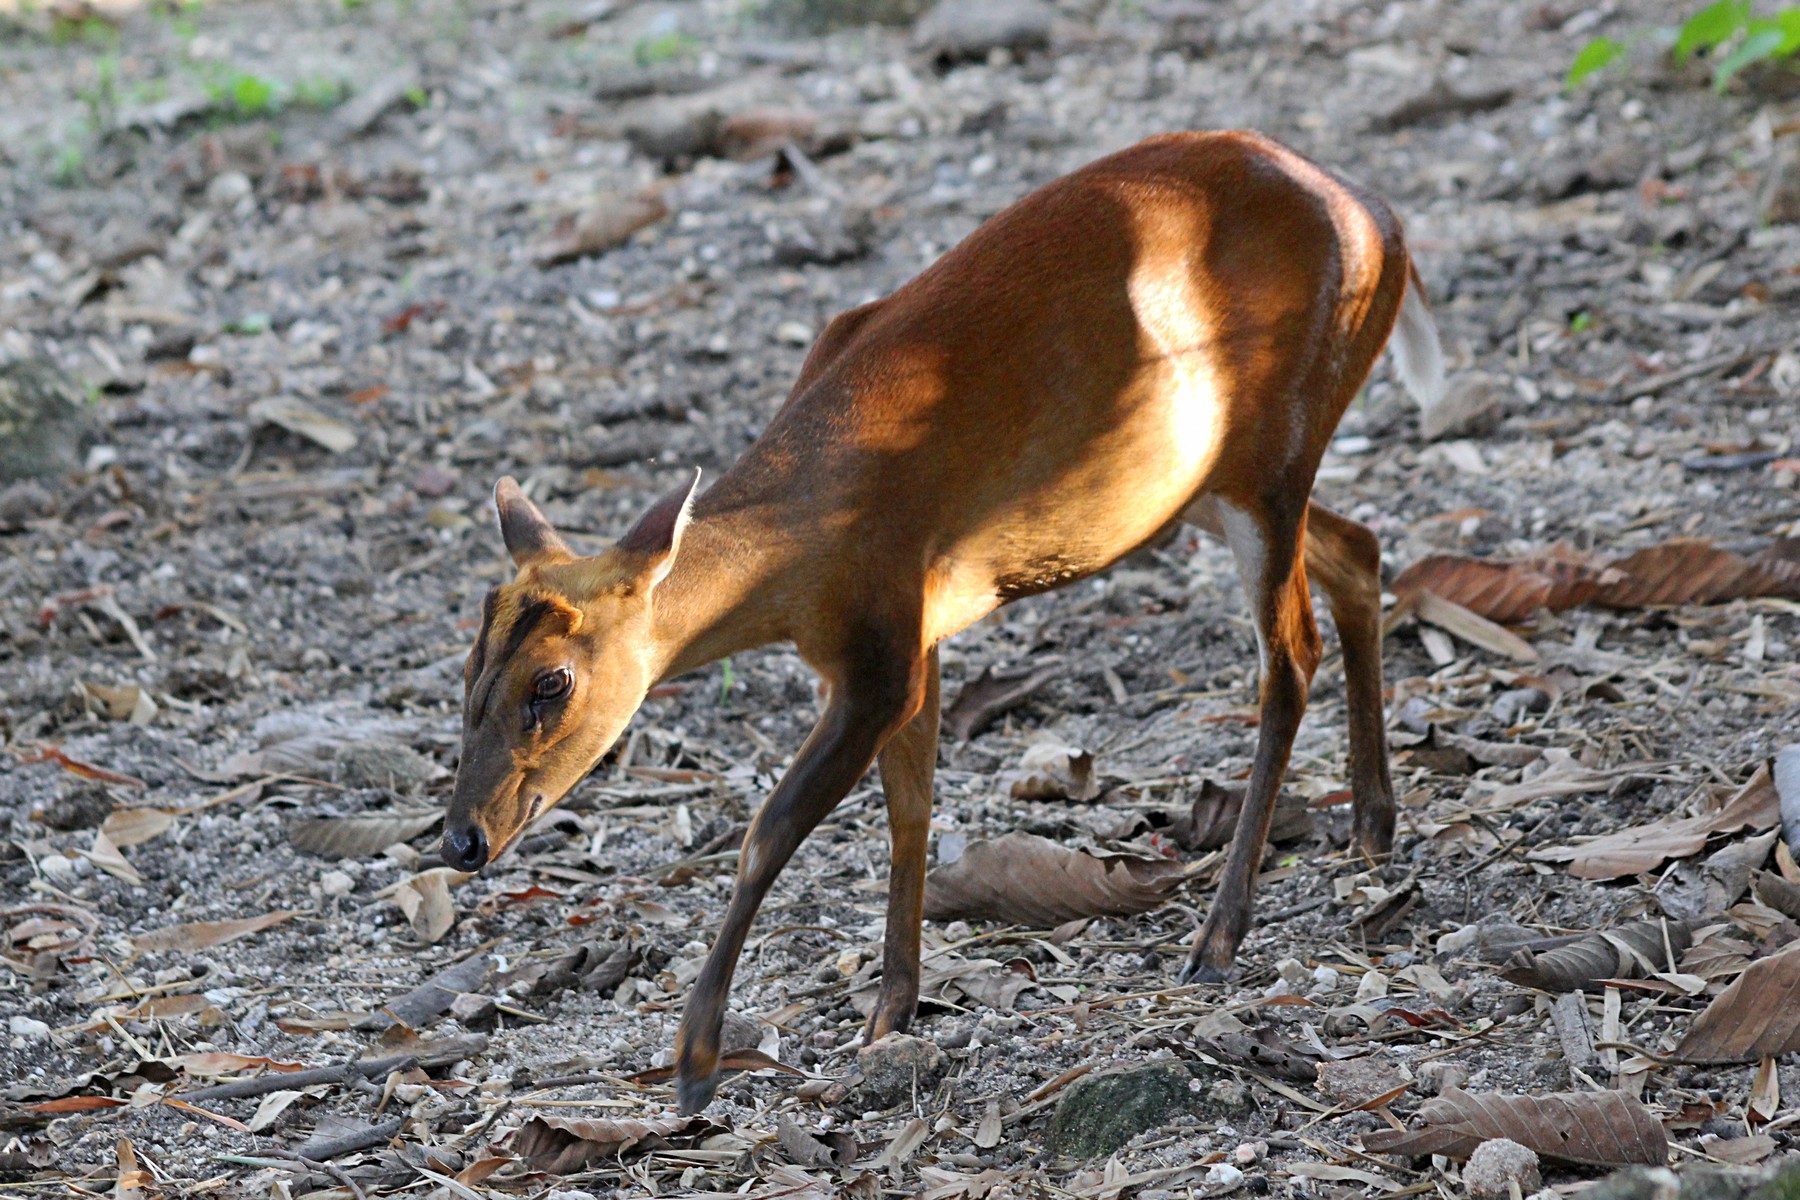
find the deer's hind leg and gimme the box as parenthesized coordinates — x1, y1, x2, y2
(1179, 494, 1321, 981)
(1183, 497, 1395, 859)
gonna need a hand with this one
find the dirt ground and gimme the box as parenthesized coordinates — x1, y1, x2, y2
(4, 0, 1800, 1195)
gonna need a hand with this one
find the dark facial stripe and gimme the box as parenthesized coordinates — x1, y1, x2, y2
(467, 587, 501, 687)
(471, 597, 555, 724)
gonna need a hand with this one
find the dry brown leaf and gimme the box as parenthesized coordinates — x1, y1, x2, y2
(113, 1137, 148, 1200)
(1391, 538, 1800, 625)
(942, 661, 1061, 742)
(1000, 742, 1097, 801)
(1411, 590, 1539, 662)
(532, 193, 668, 268)
(84, 829, 142, 885)
(1703, 1132, 1777, 1165)
(1673, 941, 1800, 1063)
(1681, 927, 1756, 981)
(102, 808, 174, 849)
(1361, 1087, 1667, 1165)
(973, 1099, 1002, 1150)
(1499, 918, 1690, 992)
(1594, 540, 1800, 608)
(775, 1117, 855, 1167)
(246, 1089, 303, 1134)
(513, 1113, 719, 1174)
(1532, 763, 1778, 880)
(134, 910, 296, 952)
(168, 1052, 305, 1077)
(1392, 554, 1612, 624)
(922, 832, 1185, 927)
(874, 1117, 930, 1169)
(287, 809, 441, 859)
(83, 682, 157, 725)
(1753, 870, 1800, 922)
(629, 1047, 807, 1084)
(247, 396, 358, 454)
(1175, 780, 1310, 850)
(391, 868, 459, 945)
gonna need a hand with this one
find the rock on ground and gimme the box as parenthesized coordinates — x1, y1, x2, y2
(854, 1032, 947, 1109)
(1464, 1138, 1542, 1200)
(1045, 1060, 1216, 1160)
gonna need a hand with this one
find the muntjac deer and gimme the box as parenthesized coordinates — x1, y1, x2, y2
(445, 131, 1445, 1112)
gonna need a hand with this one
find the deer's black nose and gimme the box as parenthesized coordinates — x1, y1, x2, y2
(442, 826, 488, 872)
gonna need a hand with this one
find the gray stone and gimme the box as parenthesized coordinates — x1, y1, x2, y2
(854, 1033, 947, 1109)
(0, 480, 54, 529)
(913, 0, 1053, 64)
(0, 358, 89, 484)
(1046, 1061, 1216, 1160)
(1465, 1139, 1541, 1200)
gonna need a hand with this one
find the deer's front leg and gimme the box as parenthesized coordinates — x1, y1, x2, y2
(675, 651, 927, 1114)
(866, 645, 940, 1042)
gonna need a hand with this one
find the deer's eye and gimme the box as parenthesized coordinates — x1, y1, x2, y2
(533, 669, 572, 701)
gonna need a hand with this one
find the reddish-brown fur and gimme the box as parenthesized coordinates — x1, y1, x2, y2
(445, 131, 1425, 1113)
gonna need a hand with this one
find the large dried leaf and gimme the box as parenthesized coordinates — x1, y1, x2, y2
(1594, 540, 1800, 608)
(1410, 590, 1539, 662)
(287, 809, 441, 859)
(247, 396, 358, 454)
(942, 661, 1061, 742)
(355, 954, 493, 1032)
(134, 910, 296, 952)
(1672, 942, 1800, 1063)
(383, 868, 468, 946)
(1500, 918, 1690, 992)
(1391, 538, 1800, 625)
(1532, 763, 1778, 880)
(532, 193, 668, 268)
(848, 951, 1041, 1016)
(922, 832, 1185, 927)
(514, 1114, 718, 1174)
(101, 808, 175, 849)
(1392, 554, 1613, 624)
(1175, 780, 1310, 851)
(1362, 1087, 1667, 1166)
(999, 742, 1097, 801)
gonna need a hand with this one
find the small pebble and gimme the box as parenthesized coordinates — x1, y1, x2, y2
(9, 1016, 51, 1040)
(1207, 1163, 1245, 1187)
(1436, 923, 1481, 956)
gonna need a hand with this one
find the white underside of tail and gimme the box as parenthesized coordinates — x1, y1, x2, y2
(1390, 276, 1446, 416)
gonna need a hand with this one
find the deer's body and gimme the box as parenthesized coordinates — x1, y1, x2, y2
(445, 131, 1444, 1114)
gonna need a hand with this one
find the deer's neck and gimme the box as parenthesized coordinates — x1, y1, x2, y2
(648, 481, 802, 682)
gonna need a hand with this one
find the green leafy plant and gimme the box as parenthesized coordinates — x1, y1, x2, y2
(52, 141, 87, 187)
(1571, 1, 1800, 92)
(632, 30, 696, 65)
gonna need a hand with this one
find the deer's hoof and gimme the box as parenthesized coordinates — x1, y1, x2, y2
(676, 1070, 718, 1115)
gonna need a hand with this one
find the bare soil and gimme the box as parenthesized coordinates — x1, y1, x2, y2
(3, 0, 1800, 1196)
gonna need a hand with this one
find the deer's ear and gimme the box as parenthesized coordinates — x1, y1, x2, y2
(615, 468, 700, 589)
(495, 477, 572, 568)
